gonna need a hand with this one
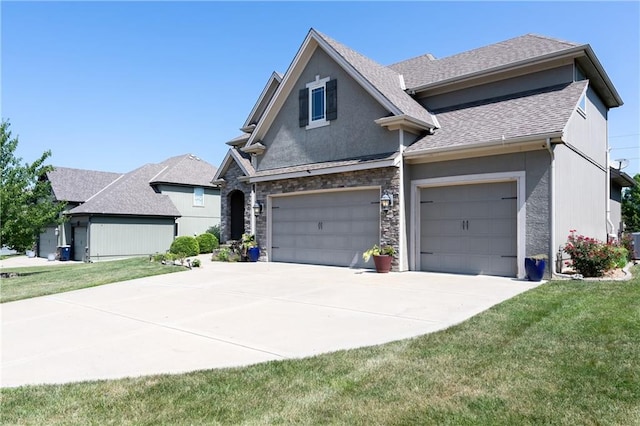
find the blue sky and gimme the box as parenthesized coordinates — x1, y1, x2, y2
(2, 1, 639, 176)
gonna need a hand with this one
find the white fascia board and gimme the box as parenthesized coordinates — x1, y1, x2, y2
(583, 45, 623, 107)
(403, 132, 564, 159)
(249, 157, 398, 183)
(212, 150, 234, 181)
(242, 72, 283, 129)
(213, 149, 253, 181)
(246, 32, 317, 148)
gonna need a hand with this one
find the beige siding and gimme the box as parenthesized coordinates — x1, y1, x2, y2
(563, 85, 608, 166)
(88, 216, 175, 260)
(158, 184, 221, 236)
(554, 144, 607, 244)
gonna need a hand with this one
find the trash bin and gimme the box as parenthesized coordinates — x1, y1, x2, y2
(59, 245, 71, 261)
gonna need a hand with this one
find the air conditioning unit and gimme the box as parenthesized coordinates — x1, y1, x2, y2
(632, 233, 640, 260)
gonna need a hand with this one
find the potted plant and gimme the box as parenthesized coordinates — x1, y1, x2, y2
(525, 254, 547, 281)
(241, 233, 260, 262)
(363, 244, 396, 273)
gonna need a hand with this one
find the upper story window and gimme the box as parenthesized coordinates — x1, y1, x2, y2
(193, 187, 204, 206)
(299, 75, 337, 129)
(578, 93, 587, 117)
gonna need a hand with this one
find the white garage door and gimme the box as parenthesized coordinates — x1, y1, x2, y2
(420, 181, 517, 277)
(271, 189, 380, 268)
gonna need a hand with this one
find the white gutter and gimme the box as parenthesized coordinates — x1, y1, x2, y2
(404, 132, 563, 159)
(545, 138, 556, 275)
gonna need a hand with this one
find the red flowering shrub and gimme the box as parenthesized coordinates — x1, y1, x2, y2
(564, 231, 618, 277)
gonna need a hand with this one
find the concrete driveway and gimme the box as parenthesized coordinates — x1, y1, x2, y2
(1, 260, 541, 387)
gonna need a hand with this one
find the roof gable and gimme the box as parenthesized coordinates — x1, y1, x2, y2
(245, 28, 437, 149)
(149, 154, 218, 188)
(213, 148, 255, 181)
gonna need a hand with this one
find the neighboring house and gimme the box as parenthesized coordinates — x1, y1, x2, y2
(609, 167, 636, 236)
(214, 29, 625, 278)
(39, 154, 220, 261)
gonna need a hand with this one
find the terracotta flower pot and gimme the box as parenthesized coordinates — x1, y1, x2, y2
(373, 255, 392, 273)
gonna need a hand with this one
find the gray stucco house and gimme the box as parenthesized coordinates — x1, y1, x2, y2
(39, 154, 220, 261)
(213, 29, 624, 278)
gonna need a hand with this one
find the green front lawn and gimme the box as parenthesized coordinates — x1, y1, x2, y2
(0, 257, 187, 303)
(2, 267, 638, 425)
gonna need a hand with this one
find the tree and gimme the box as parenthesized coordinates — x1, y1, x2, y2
(1, 120, 66, 251)
(621, 173, 640, 232)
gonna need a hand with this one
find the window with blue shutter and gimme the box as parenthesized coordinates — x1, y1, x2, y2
(300, 76, 336, 129)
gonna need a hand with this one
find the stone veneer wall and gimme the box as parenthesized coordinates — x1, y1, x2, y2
(219, 161, 252, 243)
(254, 166, 401, 270)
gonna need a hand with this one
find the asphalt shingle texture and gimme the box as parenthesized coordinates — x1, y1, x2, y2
(406, 81, 587, 153)
(390, 34, 580, 90)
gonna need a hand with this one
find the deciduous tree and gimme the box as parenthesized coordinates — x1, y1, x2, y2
(622, 173, 640, 232)
(1, 120, 66, 251)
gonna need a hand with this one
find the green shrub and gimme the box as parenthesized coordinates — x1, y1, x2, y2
(196, 233, 219, 253)
(611, 246, 629, 269)
(170, 236, 199, 257)
(191, 258, 201, 268)
(207, 224, 221, 243)
(621, 233, 635, 262)
(215, 247, 231, 262)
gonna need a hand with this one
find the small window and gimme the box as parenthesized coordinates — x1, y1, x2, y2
(193, 187, 204, 206)
(311, 86, 325, 121)
(299, 76, 337, 129)
(578, 93, 586, 116)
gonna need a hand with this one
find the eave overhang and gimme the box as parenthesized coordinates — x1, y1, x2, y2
(408, 45, 623, 109)
(249, 155, 399, 183)
(241, 142, 266, 155)
(375, 114, 436, 134)
(404, 132, 564, 163)
(610, 167, 636, 187)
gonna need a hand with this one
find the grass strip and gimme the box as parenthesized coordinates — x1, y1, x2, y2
(1, 267, 638, 425)
(0, 257, 186, 303)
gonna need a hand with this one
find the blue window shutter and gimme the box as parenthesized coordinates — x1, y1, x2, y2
(326, 79, 337, 121)
(299, 88, 309, 127)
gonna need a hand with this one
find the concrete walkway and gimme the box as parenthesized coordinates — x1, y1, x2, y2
(1, 260, 542, 387)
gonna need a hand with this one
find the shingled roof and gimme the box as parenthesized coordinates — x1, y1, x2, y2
(47, 167, 122, 203)
(150, 154, 218, 188)
(406, 81, 588, 154)
(69, 163, 181, 217)
(390, 34, 581, 90)
(50, 154, 217, 217)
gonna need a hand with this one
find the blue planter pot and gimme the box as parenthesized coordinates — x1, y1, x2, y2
(525, 258, 546, 281)
(247, 247, 260, 262)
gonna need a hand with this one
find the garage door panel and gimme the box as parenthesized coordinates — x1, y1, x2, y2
(271, 189, 379, 268)
(420, 181, 517, 277)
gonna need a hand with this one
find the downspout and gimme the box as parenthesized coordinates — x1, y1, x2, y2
(545, 138, 556, 275)
(606, 147, 614, 240)
(250, 184, 256, 235)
